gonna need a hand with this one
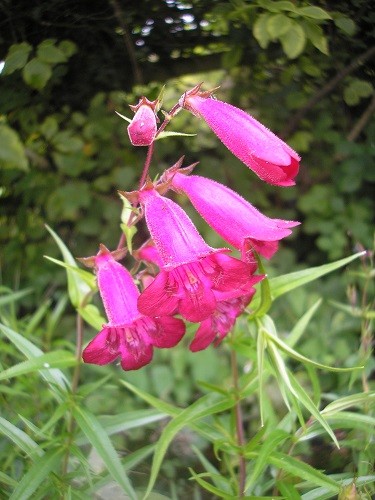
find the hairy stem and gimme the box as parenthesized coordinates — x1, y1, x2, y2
(231, 349, 246, 497)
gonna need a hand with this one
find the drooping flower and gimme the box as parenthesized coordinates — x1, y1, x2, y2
(135, 240, 258, 352)
(189, 291, 255, 352)
(179, 84, 300, 186)
(79, 245, 185, 370)
(127, 97, 158, 146)
(129, 187, 262, 322)
(163, 165, 299, 259)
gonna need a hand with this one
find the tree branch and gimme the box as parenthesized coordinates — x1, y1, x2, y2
(110, 0, 143, 85)
(281, 45, 375, 139)
(347, 91, 375, 142)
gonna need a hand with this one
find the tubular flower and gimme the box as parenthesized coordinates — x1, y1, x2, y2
(135, 240, 258, 352)
(80, 245, 185, 371)
(133, 187, 262, 322)
(127, 97, 158, 146)
(179, 84, 300, 186)
(189, 290, 255, 352)
(164, 167, 299, 259)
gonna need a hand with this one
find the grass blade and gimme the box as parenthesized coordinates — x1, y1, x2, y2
(10, 447, 64, 500)
(72, 406, 136, 499)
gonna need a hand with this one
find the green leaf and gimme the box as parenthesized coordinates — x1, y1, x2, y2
(0, 288, 33, 307)
(44, 255, 97, 290)
(279, 22, 306, 59)
(77, 303, 105, 330)
(269, 251, 365, 301)
(267, 13, 292, 38)
(286, 299, 322, 347)
(76, 409, 167, 445)
(297, 6, 332, 20)
(0, 350, 77, 381)
(264, 316, 362, 372)
(344, 79, 374, 106)
(334, 17, 356, 36)
(245, 429, 289, 492)
(22, 58, 52, 90)
(189, 470, 234, 498)
(115, 110, 132, 123)
(156, 131, 197, 140)
(321, 392, 375, 415)
(0, 124, 29, 171)
(0, 416, 43, 458)
(145, 392, 234, 498)
(288, 371, 339, 448)
(37, 39, 67, 64)
(45, 225, 92, 308)
(2, 42, 32, 75)
(303, 21, 329, 55)
(58, 40, 77, 57)
(73, 406, 137, 499)
(257, 325, 267, 426)
(0, 323, 69, 393)
(40, 116, 59, 140)
(302, 475, 375, 500)
(10, 447, 64, 500)
(253, 13, 271, 49)
(270, 451, 339, 492)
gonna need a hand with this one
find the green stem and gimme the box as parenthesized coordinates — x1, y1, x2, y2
(231, 348, 246, 497)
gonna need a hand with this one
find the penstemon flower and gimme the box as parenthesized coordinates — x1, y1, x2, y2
(135, 241, 258, 352)
(127, 186, 263, 323)
(163, 164, 299, 259)
(80, 245, 185, 370)
(179, 84, 300, 186)
(127, 97, 158, 146)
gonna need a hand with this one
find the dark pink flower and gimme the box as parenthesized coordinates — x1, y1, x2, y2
(80, 245, 185, 370)
(135, 187, 262, 322)
(189, 291, 255, 352)
(127, 97, 158, 146)
(179, 85, 300, 186)
(135, 239, 258, 351)
(164, 167, 299, 259)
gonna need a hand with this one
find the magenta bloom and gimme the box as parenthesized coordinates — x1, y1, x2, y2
(81, 245, 185, 370)
(190, 291, 255, 352)
(179, 85, 300, 186)
(127, 97, 158, 146)
(165, 168, 299, 259)
(134, 188, 262, 322)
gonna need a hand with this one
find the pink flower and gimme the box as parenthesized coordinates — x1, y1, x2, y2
(164, 166, 299, 259)
(135, 240, 258, 352)
(80, 245, 185, 370)
(179, 85, 300, 186)
(127, 97, 158, 146)
(134, 187, 262, 322)
(189, 291, 255, 352)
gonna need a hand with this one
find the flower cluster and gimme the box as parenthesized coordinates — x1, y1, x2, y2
(80, 84, 300, 370)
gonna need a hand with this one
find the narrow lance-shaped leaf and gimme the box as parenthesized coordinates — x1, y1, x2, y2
(9, 447, 65, 500)
(0, 323, 69, 393)
(0, 416, 43, 459)
(72, 406, 137, 499)
(45, 225, 92, 307)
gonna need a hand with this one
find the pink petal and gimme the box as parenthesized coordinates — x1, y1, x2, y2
(189, 319, 216, 352)
(82, 326, 121, 366)
(148, 316, 186, 348)
(138, 188, 215, 266)
(119, 341, 153, 370)
(137, 270, 179, 317)
(181, 94, 300, 186)
(170, 172, 299, 258)
(95, 252, 140, 325)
